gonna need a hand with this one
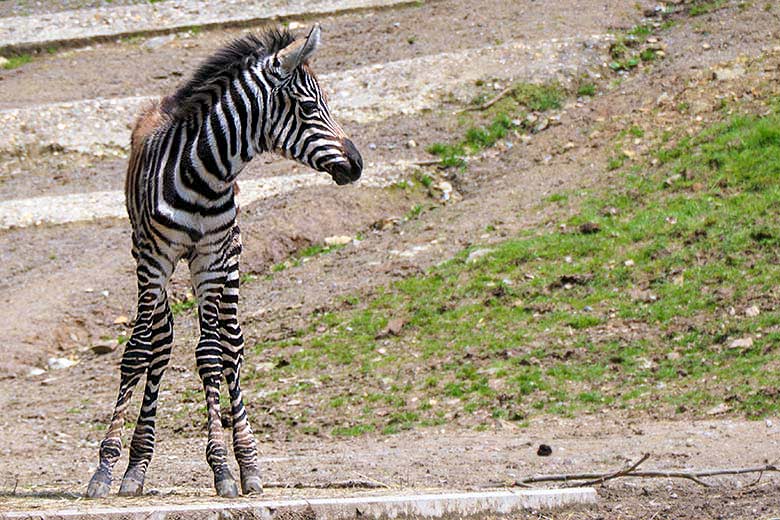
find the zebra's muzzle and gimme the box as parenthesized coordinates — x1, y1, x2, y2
(328, 138, 362, 185)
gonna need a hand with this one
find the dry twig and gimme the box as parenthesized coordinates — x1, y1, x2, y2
(264, 479, 389, 490)
(410, 159, 442, 167)
(456, 86, 514, 114)
(509, 454, 778, 488)
(575, 453, 650, 487)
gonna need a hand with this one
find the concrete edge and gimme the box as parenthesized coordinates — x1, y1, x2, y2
(0, 0, 420, 55)
(0, 489, 598, 519)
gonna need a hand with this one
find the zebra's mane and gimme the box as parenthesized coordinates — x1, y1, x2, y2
(167, 28, 295, 120)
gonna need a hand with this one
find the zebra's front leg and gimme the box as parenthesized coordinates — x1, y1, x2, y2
(220, 232, 262, 495)
(118, 296, 174, 496)
(191, 254, 239, 498)
(87, 273, 170, 498)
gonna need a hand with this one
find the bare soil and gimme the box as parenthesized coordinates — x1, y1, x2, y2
(1, 1, 780, 518)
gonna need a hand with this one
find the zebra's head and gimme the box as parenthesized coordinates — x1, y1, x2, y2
(265, 25, 362, 186)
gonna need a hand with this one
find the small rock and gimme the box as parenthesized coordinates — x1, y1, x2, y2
(113, 315, 129, 325)
(729, 337, 753, 349)
(324, 235, 352, 246)
(579, 222, 600, 234)
(467, 248, 493, 263)
(254, 362, 275, 372)
(624, 259, 635, 267)
(437, 181, 453, 202)
(667, 351, 681, 361)
(656, 92, 671, 105)
(142, 34, 175, 50)
(534, 118, 549, 133)
(537, 444, 552, 457)
(707, 403, 730, 416)
(406, 139, 417, 148)
(372, 217, 400, 231)
(0, 56, 8, 67)
(29, 367, 45, 376)
(47, 357, 77, 370)
(702, 43, 712, 50)
(711, 66, 745, 81)
(745, 305, 760, 318)
(630, 288, 657, 303)
(664, 174, 682, 186)
(91, 340, 117, 355)
(375, 318, 406, 339)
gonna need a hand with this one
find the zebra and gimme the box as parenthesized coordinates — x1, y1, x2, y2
(86, 25, 362, 499)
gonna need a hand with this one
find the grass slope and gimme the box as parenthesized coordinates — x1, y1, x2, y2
(244, 102, 780, 437)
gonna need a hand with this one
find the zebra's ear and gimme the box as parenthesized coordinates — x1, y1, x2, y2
(277, 24, 321, 75)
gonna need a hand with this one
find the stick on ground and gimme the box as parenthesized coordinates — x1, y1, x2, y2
(263, 479, 389, 490)
(456, 85, 514, 114)
(498, 455, 779, 488)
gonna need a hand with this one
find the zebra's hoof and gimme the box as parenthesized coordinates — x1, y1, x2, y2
(86, 474, 111, 498)
(216, 478, 239, 498)
(118, 477, 144, 496)
(241, 475, 263, 495)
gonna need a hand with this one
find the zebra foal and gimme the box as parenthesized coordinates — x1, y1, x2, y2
(87, 25, 362, 498)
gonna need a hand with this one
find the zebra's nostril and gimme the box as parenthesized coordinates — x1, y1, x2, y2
(342, 138, 363, 178)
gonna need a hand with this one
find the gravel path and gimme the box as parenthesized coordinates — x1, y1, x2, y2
(0, 34, 610, 156)
(0, 0, 411, 50)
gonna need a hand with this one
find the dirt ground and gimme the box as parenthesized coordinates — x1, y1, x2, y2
(1, 0, 780, 518)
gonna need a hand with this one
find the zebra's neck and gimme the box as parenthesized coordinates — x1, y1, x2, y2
(184, 67, 275, 191)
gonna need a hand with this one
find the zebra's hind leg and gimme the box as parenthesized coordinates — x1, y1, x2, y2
(190, 250, 239, 498)
(220, 229, 262, 495)
(118, 296, 174, 496)
(87, 255, 173, 499)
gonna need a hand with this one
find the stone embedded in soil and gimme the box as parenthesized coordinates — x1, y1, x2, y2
(537, 444, 552, 456)
(711, 66, 746, 81)
(745, 305, 760, 317)
(375, 317, 405, 339)
(579, 222, 601, 234)
(707, 403, 731, 416)
(729, 337, 753, 349)
(142, 34, 175, 50)
(324, 235, 353, 246)
(47, 357, 77, 370)
(91, 340, 117, 354)
(467, 248, 493, 263)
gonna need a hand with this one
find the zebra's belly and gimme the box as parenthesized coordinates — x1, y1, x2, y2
(147, 199, 238, 250)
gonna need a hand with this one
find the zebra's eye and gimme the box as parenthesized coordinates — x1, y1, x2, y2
(299, 101, 318, 115)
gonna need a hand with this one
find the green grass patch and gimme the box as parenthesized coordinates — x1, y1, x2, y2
(171, 296, 197, 316)
(690, 0, 728, 15)
(428, 81, 566, 168)
(577, 83, 597, 97)
(2, 54, 32, 69)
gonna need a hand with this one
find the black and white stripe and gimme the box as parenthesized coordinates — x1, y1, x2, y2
(87, 25, 361, 499)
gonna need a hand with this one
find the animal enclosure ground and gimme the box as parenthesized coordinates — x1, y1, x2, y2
(1, 0, 780, 518)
